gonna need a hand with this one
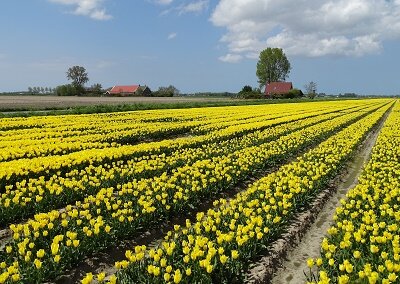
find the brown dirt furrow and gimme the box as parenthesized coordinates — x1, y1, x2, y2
(0, 96, 230, 111)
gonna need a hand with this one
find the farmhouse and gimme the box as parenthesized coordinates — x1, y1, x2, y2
(265, 82, 293, 97)
(106, 85, 152, 96)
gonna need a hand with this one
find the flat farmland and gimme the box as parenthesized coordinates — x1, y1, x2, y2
(0, 99, 398, 284)
(0, 95, 232, 111)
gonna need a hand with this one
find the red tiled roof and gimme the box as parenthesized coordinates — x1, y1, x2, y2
(109, 85, 140, 94)
(265, 82, 293, 95)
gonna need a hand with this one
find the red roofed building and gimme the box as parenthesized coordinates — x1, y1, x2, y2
(265, 82, 293, 97)
(106, 85, 151, 96)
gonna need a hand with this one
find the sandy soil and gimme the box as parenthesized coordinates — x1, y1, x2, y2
(268, 113, 387, 284)
(0, 96, 231, 110)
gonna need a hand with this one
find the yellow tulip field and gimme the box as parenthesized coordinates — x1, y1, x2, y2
(306, 101, 400, 284)
(0, 99, 397, 283)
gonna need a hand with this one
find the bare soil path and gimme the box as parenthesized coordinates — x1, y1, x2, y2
(266, 110, 389, 284)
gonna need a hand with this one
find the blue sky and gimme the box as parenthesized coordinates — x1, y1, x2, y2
(1, 0, 400, 95)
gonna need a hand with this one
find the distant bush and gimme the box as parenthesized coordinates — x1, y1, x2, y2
(270, 88, 304, 99)
(339, 93, 358, 98)
(238, 85, 264, 99)
(287, 88, 304, 98)
(86, 83, 103, 96)
(55, 84, 80, 96)
(151, 91, 174, 97)
(239, 92, 265, 99)
(241, 85, 253, 93)
(152, 85, 179, 97)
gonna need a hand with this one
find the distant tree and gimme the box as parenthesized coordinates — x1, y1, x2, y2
(66, 66, 89, 94)
(256, 48, 291, 89)
(254, 87, 262, 94)
(28, 87, 33, 93)
(55, 84, 79, 96)
(40, 87, 44, 93)
(340, 93, 358, 98)
(238, 85, 263, 99)
(45, 87, 49, 93)
(240, 85, 253, 93)
(90, 83, 103, 95)
(286, 88, 303, 99)
(154, 85, 180, 97)
(304, 81, 317, 99)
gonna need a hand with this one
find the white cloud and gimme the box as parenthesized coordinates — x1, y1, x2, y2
(158, 0, 209, 15)
(49, 0, 112, 20)
(168, 32, 177, 40)
(219, 53, 243, 63)
(155, 0, 174, 4)
(211, 0, 400, 58)
(178, 0, 208, 14)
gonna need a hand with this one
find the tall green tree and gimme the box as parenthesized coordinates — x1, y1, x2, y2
(66, 66, 89, 92)
(256, 48, 291, 88)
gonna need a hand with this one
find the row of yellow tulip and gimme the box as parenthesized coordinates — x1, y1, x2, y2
(0, 102, 390, 283)
(0, 105, 356, 224)
(0, 102, 309, 140)
(305, 102, 400, 284)
(0, 104, 260, 130)
(1, 108, 289, 162)
(0, 119, 215, 163)
(1, 100, 376, 149)
(98, 102, 391, 284)
(0, 101, 353, 132)
(0, 106, 219, 131)
(1, 107, 283, 143)
(0, 101, 369, 187)
(0, 104, 374, 225)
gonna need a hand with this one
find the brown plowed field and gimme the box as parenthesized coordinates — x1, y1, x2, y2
(0, 95, 231, 110)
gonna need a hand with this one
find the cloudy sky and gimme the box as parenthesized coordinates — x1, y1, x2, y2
(1, 0, 400, 95)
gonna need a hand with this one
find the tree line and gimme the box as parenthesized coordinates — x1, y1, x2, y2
(37, 66, 181, 97)
(26, 48, 319, 98)
(27, 87, 56, 94)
